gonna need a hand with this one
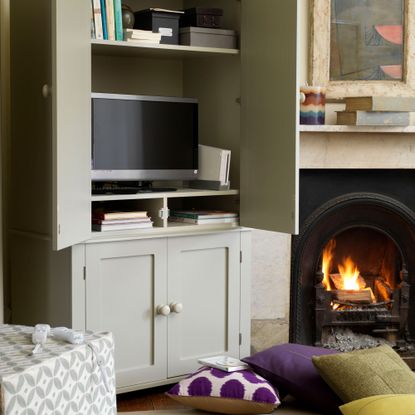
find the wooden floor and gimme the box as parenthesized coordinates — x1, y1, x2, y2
(117, 385, 188, 412)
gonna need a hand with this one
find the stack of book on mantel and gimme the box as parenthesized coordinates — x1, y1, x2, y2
(169, 210, 239, 225)
(92, 210, 153, 232)
(123, 29, 162, 45)
(336, 96, 415, 126)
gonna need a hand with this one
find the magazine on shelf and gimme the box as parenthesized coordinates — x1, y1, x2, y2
(169, 216, 238, 225)
(198, 356, 249, 372)
(170, 210, 238, 220)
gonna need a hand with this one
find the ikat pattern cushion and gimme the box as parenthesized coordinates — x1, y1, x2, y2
(167, 367, 280, 414)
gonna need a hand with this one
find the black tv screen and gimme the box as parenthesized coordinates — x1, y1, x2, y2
(91, 93, 198, 181)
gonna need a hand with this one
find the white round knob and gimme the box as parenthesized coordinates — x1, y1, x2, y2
(170, 302, 183, 314)
(42, 84, 51, 98)
(156, 304, 171, 316)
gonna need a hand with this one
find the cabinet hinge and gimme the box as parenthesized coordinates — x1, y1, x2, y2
(240, 251, 243, 263)
(83, 266, 86, 280)
(239, 333, 242, 346)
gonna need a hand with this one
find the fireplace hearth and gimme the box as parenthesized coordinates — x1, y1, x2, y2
(290, 170, 415, 349)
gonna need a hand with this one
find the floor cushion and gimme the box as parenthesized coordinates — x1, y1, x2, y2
(166, 367, 280, 414)
(242, 343, 342, 414)
(312, 344, 415, 403)
(339, 394, 415, 415)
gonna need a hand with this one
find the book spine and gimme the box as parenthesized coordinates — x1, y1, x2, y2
(92, 0, 104, 40)
(90, 0, 96, 39)
(113, 0, 123, 41)
(171, 212, 238, 219)
(92, 218, 151, 225)
(100, 0, 108, 40)
(93, 212, 148, 220)
(356, 111, 409, 126)
(170, 216, 238, 224)
(105, 0, 116, 41)
(346, 97, 415, 112)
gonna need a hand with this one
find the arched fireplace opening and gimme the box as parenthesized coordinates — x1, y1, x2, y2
(290, 192, 415, 349)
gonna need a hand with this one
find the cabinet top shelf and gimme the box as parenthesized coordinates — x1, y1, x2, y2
(91, 40, 240, 59)
(91, 188, 239, 202)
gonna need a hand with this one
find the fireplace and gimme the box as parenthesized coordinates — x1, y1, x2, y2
(290, 170, 415, 349)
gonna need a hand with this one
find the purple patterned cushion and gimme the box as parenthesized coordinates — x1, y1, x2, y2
(167, 367, 280, 414)
(242, 343, 342, 414)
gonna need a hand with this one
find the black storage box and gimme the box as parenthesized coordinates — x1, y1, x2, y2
(134, 8, 183, 45)
(180, 7, 223, 29)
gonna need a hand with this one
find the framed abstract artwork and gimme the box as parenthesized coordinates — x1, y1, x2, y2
(309, 0, 415, 98)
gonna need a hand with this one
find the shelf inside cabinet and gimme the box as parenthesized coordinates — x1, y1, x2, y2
(91, 40, 240, 59)
(91, 188, 239, 202)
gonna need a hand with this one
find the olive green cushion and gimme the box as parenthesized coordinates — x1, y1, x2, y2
(340, 394, 415, 415)
(312, 345, 415, 403)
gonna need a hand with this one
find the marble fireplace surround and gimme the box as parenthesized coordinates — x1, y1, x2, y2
(251, 126, 415, 353)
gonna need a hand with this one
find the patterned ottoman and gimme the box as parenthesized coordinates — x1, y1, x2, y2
(0, 324, 116, 415)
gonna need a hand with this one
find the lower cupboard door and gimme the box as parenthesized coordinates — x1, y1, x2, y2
(167, 232, 241, 378)
(85, 238, 168, 390)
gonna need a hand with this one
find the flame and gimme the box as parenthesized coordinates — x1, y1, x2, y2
(322, 240, 336, 290)
(338, 256, 362, 291)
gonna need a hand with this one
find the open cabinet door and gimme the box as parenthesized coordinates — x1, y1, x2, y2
(240, 0, 299, 234)
(52, 0, 91, 250)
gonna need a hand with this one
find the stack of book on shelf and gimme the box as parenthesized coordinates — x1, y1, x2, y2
(91, 0, 123, 41)
(169, 210, 239, 225)
(92, 210, 153, 232)
(336, 96, 415, 126)
(123, 29, 162, 45)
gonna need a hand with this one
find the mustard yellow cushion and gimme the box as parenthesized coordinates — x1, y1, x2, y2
(340, 394, 415, 415)
(312, 345, 415, 403)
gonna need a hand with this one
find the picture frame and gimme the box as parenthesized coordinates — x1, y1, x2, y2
(309, 0, 415, 98)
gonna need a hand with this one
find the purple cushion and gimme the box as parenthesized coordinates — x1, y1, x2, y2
(242, 343, 342, 414)
(167, 367, 280, 414)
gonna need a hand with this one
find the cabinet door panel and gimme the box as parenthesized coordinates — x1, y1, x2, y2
(240, 0, 299, 234)
(52, 0, 91, 249)
(167, 233, 240, 378)
(86, 239, 167, 389)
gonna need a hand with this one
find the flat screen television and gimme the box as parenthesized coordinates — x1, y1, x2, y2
(91, 93, 198, 181)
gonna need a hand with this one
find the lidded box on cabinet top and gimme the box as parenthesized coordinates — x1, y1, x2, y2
(134, 8, 184, 44)
(180, 7, 223, 29)
(180, 27, 237, 49)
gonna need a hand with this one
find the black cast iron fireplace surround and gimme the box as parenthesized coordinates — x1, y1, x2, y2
(290, 170, 415, 347)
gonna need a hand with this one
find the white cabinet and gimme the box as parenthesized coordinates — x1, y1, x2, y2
(8, 0, 298, 393)
(83, 230, 248, 392)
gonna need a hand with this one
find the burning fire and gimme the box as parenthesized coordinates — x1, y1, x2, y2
(338, 257, 362, 291)
(321, 240, 376, 305)
(322, 239, 336, 290)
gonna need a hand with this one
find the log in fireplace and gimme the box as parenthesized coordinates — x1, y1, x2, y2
(290, 170, 415, 350)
